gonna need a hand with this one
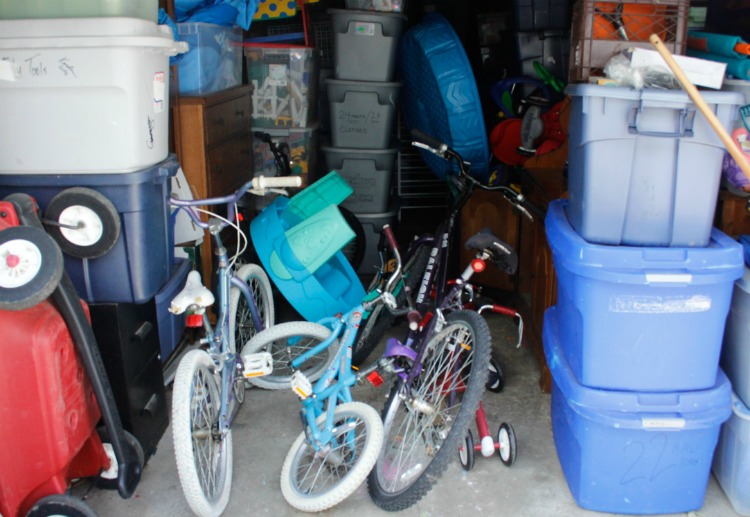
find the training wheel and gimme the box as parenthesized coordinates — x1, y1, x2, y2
(459, 429, 475, 471)
(497, 422, 517, 466)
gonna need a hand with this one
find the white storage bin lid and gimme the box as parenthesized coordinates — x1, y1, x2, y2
(0, 17, 186, 55)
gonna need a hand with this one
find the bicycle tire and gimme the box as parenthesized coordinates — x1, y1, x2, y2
(241, 321, 336, 390)
(44, 187, 120, 259)
(172, 350, 233, 517)
(368, 310, 491, 511)
(280, 401, 384, 512)
(228, 263, 275, 355)
(0, 225, 64, 311)
(338, 206, 366, 272)
(351, 243, 431, 366)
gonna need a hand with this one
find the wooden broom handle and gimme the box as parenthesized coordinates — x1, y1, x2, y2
(650, 33, 750, 183)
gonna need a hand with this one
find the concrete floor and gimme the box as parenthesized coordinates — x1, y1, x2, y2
(79, 301, 741, 517)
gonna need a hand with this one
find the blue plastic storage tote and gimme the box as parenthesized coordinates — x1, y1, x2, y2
(565, 84, 743, 247)
(546, 199, 743, 391)
(155, 258, 191, 363)
(0, 156, 178, 303)
(713, 392, 750, 516)
(544, 306, 732, 515)
(721, 266, 750, 408)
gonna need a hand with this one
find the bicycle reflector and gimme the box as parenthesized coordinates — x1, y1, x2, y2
(186, 314, 203, 328)
(367, 371, 384, 387)
(471, 258, 486, 273)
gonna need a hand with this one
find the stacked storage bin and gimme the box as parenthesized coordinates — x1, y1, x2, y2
(542, 81, 747, 513)
(713, 235, 750, 515)
(245, 43, 319, 188)
(0, 2, 187, 457)
(323, 6, 406, 275)
(512, 0, 570, 85)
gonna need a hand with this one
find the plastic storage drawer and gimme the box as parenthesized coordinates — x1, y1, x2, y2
(252, 124, 319, 186)
(0, 17, 185, 174)
(329, 8, 407, 82)
(721, 266, 750, 407)
(177, 23, 243, 96)
(545, 199, 744, 392)
(713, 392, 750, 516)
(154, 258, 191, 363)
(245, 45, 318, 128)
(565, 84, 743, 246)
(0, 156, 179, 304)
(322, 146, 397, 213)
(327, 79, 400, 149)
(544, 307, 732, 515)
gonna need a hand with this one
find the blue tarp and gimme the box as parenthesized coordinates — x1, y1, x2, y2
(173, 0, 259, 29)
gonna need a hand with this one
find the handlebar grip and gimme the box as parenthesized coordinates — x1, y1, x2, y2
(382, 224, 399, 252)
(251, 176, 302, 189)
(410, 128, 446, 152)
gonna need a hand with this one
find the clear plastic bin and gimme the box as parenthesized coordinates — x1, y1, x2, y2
(177, 23, 243, 96)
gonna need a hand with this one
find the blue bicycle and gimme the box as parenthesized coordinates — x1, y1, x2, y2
(241, 226, 409, 512)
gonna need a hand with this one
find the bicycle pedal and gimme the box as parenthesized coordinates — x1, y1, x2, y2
(291, 371, 313, 399)
(243, 352, 273, 378)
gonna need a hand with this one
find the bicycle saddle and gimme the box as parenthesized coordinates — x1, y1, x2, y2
(169, 270, 215, 315)
(465, 228, 519, 275)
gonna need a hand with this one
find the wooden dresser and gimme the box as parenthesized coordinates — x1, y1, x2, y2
(173, 85, 254, 288)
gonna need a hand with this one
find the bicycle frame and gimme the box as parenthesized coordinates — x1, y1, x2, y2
(290, 306, 365, 451)
(171, 179, 273, 434)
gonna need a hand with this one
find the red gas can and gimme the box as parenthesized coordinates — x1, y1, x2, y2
(0, 300, 109, 517)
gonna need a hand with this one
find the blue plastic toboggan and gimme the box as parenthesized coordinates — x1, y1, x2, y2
(250, 171, 366, 322)
(398, 12, 490, 182)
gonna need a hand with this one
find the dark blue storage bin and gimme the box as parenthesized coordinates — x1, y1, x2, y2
(0, 156, 178, 303)
(154, 257, 191, 363)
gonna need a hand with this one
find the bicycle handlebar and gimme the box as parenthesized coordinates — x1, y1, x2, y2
(251, 175, 302, 189)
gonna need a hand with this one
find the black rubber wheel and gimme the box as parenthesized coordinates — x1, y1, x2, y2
(26, 494, 98, 517)
(497, 422, 517, 467)
(44, 187, 120, 259)
(459, 430, 475, 471)
(486, 355, 505, 393)
(368, 310, 491, 511)
(0, 225, 63, 311)
(95, 426, 145, 490)
(338, 206, 366, 272)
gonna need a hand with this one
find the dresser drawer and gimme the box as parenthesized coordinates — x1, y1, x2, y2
(204, 95, 251, 146)
(206, 133, 253, 197)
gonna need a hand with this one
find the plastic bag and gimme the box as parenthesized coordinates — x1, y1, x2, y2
(603, 51, 680, 90)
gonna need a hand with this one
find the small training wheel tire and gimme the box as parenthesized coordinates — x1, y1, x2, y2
(497, 422, 517, 467)
(459, 429, 475, 471)
(0, 226, 63, 311)
(44, 187, 120, 259)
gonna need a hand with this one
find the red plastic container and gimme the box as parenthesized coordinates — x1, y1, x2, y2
(0, 300, 109, 517)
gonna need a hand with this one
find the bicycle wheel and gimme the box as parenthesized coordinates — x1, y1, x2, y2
(44, 187, 120, 259)
(228, 263, 275, 354)
(280, 401, 384, 512)
(0, 225, 63, 311)
(241, 321, 336, 390)
(351, 243, 430, 366)
(172, 350, 232, 517)
(368, 310, 491, 511)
